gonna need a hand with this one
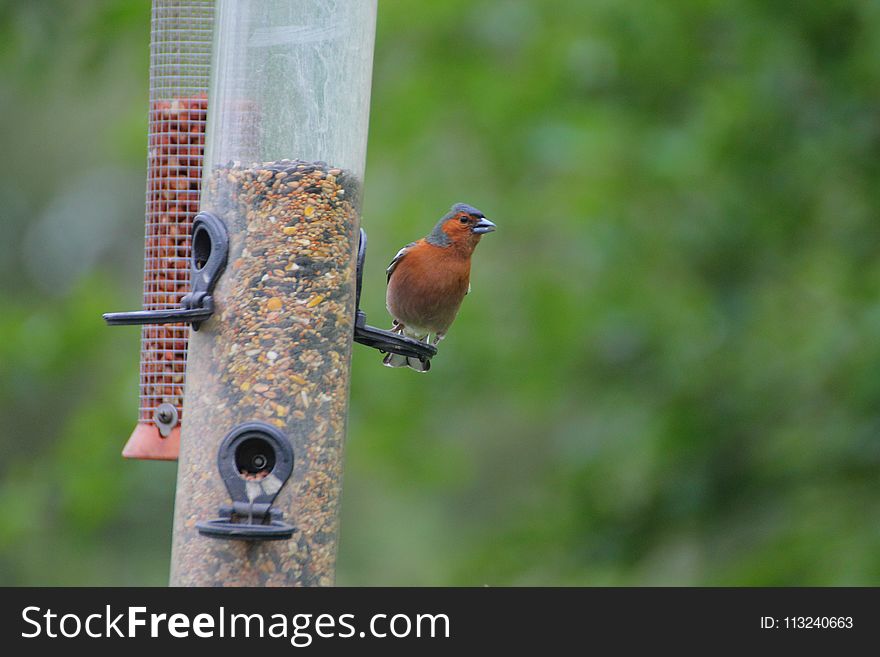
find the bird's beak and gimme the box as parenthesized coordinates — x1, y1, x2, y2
(472, 217, 496, 234)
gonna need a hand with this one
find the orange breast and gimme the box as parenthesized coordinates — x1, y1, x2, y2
(386, 243, 471, 334)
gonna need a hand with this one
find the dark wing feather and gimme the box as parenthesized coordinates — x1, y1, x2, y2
(386, 242, 416, 283)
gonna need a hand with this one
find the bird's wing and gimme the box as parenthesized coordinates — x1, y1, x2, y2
(386, 242, 416, 283)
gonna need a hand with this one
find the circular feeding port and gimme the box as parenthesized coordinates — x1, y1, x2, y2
(235, 436, 276, 480)
(192, 223, 212, 270)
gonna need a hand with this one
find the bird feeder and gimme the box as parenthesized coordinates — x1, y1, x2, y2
(104, 0, 437, 586)
(166, 0, 379, 586)
(104, 0, 214, 460)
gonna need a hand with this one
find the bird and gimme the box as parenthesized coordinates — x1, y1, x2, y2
(383, 203, 496, 371)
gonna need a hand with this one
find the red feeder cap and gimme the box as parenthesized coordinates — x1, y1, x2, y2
(122, 423, 180, 461)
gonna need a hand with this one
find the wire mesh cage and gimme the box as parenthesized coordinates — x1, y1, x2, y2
(127, 0, 215, 460)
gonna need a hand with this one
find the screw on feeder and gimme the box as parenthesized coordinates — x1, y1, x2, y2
(153, 402, 179, 438)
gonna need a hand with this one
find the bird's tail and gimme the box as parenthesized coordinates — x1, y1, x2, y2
(383, 351, 431, 372)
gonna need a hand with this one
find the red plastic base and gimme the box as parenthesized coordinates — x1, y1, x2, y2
(122, 422, 180, 461)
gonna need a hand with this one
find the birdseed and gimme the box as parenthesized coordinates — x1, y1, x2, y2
(171, 159, 360, 586)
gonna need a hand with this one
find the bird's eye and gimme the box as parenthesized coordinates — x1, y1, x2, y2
(459, 216, 469, 224)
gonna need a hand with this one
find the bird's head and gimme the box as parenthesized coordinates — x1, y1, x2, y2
(427, 203, 496, 249)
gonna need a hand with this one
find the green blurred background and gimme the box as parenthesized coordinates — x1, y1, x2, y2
(3, 0, 880, 585)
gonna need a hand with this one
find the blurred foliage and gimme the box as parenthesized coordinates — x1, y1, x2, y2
(2, 0, 880, 585)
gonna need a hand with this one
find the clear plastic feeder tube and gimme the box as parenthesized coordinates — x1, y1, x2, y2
(170, 0, 377, 586)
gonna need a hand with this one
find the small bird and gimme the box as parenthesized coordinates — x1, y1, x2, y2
(384, 203, 496, 371)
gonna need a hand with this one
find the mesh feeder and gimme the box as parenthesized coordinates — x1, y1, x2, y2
(103, 0, 214, 460)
